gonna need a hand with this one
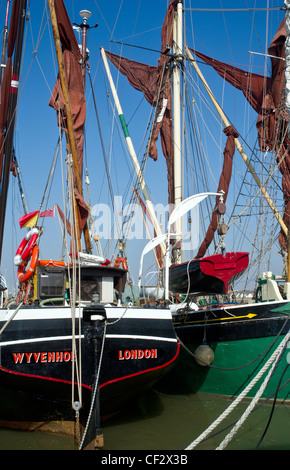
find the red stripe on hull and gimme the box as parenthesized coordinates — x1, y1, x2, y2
(0, 342, 180, 391)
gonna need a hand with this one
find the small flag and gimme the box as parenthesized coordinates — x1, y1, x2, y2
(40, 206, 55, 218)
(19, 206, 55, 228)
(19, 210, 40, 228)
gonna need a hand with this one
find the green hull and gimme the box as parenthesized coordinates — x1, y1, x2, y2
(166, 336, 289, 400)
(158, 300, 290, 401)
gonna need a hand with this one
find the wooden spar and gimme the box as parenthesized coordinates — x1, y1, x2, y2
(172, 1, 183, 264)
(47, 0, 91, 253)
(100, 47, 166, 259)
(48, 1, 82, 195)
(186, 46, 288, 239)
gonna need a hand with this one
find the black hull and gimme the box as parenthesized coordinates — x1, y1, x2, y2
(0, 305, 179, 426)
(169, 252, 249, 295)
(169, 261, 226, 294)
(173, 300, 290, 343)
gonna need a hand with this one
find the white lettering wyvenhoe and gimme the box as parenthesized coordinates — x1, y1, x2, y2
(101, 455, 135, 467)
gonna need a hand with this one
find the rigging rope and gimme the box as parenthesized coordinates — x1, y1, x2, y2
(66, 154, 83, 412)
(0, 301, 23, 336)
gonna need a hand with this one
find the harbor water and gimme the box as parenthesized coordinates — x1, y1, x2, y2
(0, 389, 289, 451)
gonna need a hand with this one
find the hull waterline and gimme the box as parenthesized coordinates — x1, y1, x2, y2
(0, 305, 179, 428)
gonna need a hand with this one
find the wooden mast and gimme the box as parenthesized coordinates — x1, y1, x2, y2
(100, 47, 166, 259)
(172, 0, 183, 264)
(48, 0, 91, 253)
(0, 0, 11, 85)
(0, 0, 27, 264)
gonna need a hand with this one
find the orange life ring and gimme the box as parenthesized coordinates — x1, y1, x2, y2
(38, 260, 70, 268)
(17, 244, 39, 283)
(14, 228, 39, 266)
(114, 256, 128, 271)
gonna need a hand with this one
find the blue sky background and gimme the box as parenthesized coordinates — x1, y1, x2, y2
(0, 0, 285, 292)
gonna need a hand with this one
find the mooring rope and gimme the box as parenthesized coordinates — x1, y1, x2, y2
(215, 330, 290, 450)
(185, 329, 290, 450)
(0, 301, 24, 336)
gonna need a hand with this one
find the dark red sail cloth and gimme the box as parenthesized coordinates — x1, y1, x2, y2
(48, 0, 88, 235)
(0, 0, 21, 183)
(56, 203, 71, 236)
(104, 0, 177, 205)
(189, 18, 290, 251)
(195, 126, 239, 259)
(189, 48, 272, 151)
(190, 19, 287, 150)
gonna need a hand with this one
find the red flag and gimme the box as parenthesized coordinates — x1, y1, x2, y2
(40, 206, 55, 218)
(19, 210, 40, 228)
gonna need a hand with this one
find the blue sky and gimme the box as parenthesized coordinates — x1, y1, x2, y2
(0, 0, 285, 292)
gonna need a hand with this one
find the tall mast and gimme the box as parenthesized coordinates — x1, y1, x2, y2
(74, 10, 98, 85)
(0, 0, 27, 264)
(48, 1, 91, 253)
(172, 0, 183, 264)
(0, 0, 11, 85)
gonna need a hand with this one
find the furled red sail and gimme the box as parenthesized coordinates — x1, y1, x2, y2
(105, 0, 177, 205)
(190, 18, 290, 251)
(56, 203, 72, 236)
(196, 125, 239, 259)
(48, 0, 88, 235)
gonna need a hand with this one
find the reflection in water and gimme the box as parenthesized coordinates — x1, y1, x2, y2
(0, 390, 289, 450)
